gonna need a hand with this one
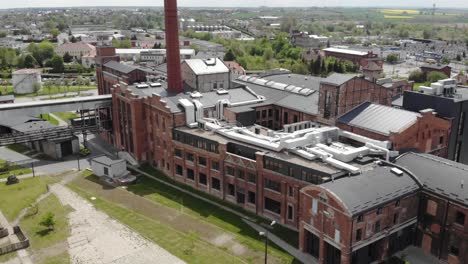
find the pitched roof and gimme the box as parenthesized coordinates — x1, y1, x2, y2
(320, 165, 419, 215)
(337, 102, 421, 136)
(420, 64, 451, 70)
(395, 153, 468, 204)
(183, 58, 229, 75)
(104, 61, 139, 74)
(12, 69, 40, 75)
(323, 47, 368, 56)
(0, 115, 42, 128)
(56, 42, 96, 53)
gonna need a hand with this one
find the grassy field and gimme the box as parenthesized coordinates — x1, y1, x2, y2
(384, 15, 414, 19)
(0, 176, 58, 221)
(0, 85, 97, 98)
(53, 112, 78, 123)
(39, 114, 59, 125)
(68, 171, 297, 263)
(68, 185, 258, 264)
(20, 194, 72, 251)
(381, 9, 419, 15)
(0, 159, 33, 179)
(37, 252, 69, 264)
(5, 144, 30, 154)
(139, 165, 299, 247)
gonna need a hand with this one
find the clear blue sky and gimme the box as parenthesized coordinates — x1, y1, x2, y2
(3, 0, 468, 8)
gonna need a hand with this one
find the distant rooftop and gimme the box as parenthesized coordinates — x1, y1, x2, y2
(183, 58, 229, 75)
(323, 47, 369, 56)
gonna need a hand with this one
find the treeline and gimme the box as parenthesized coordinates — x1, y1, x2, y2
(308, 57, 358, 76)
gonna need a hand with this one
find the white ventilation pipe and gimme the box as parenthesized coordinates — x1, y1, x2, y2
(179, 98, 198, 128)
(365, 142, 390, 161)
(339, 130, 391, 149)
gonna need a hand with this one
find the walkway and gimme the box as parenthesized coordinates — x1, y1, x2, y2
(48, 113, 68, 126)
(49, 183, 185, 264)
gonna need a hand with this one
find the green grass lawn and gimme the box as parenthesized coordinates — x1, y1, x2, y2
(0, 251, 17, 262)
(138, 165, 299, 248)
(0, 176, 58, 221)
(39, 114, 59, 125)
(0, 85, 96, 98)
(413, 82, 429, 91)
(20, 194, 72, 251)
(53, 112, 78, 123)
(67, 185, 251, 264)
(5, 144, 30, 154)
(0, 159, 33, 179)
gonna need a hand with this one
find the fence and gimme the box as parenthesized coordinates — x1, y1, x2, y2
(0, 226, 29, 256)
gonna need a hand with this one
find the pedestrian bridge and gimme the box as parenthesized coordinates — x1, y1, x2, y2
(0, 95, 112, 119)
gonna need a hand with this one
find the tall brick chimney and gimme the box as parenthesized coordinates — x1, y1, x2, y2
(165, 0, 183, 93)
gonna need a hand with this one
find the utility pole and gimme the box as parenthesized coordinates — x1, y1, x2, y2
(31, 160, 35, 177)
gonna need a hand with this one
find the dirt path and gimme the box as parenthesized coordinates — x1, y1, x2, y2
(72, 176, 282, 264)
(49, 183, 184, 264)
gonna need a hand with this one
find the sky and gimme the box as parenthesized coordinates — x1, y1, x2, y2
(2, 0, 468, 9)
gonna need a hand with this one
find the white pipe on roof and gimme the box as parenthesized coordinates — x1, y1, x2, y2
(179, 98, 198, 128)
(339, 130, 391, 149)
(365, 142, 390, 161)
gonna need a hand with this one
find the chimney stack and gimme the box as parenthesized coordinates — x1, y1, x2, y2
(164, 0, 183, 94)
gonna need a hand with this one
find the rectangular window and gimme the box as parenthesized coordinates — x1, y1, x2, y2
(268, 109, 273, 117)
(198, 156, 207, 166)
(211, 177, 220, 190)
(228, 184, 235, 196)
(211, 161, 219, 171)
(256, 111, 260, 119)
(199, 173, 207, 185)
(187, 168, 195, 180)
(456, 211, 465, 226)
(439, 136, 444, 144)
(393, 213, 399, 224)
(264, 178, 281, 192)
(288, 167, 294, 177)
(450, 246, 460, 256)
(426, 200, 438, 216)
(175, 148, 183, 157)
(283, 112, 289, 124)
(374, 221, 381, 233)
(176, 165, 183, 175)
(287, 204, 293, 220)
(294, 115, 298, 123)
(226, 166, 235, 176)
(395, 199, 400, 207)
(186, 153, 194, 162)
(356, 229, 362, 241)
(236, 169, 245, 179)
(248, 191, 256, 204)
(262, 110, 267, 118)
(288, 186, 294, 197)
(357, 214, 364, 222)
(275, 109, 279, 121)
(377, 207, 383, 215)
(264, 197, 281, 214)
(247, 172, 256, 183)
(312, 199, 318, 214)
(103, 167, 109, 176)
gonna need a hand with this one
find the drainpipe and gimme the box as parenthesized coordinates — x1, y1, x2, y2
(438, 200, 450, 260)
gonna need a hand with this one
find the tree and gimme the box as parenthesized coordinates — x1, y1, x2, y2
(23, 54, 38, 68)
(441, 57, 450, 64)
(456, 54, 462, 61)
(29, 41, 55, 66)
(224, 48, 236, 61)
(423, 29, 432, 40)
(76, 76, 84, 95)
(386, 53, 399, 64)
(63, 52, 73, 63)
(408, 70, 425, 83)
(50, 28, 60, 38)
(427, 71, 448, 83)
(33, 82, 41, 96)
(39, 212, 56, 231)
(46, 55, 65, 73)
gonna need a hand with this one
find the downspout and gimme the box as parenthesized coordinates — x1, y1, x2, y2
(439, 200, 450, 260)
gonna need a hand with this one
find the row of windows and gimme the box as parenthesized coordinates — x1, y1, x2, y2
(175, 164, 221, 190)
(265, 158, 324, 184)
(175, 148, 220, 170)
(225, 166, 257, 183)
(173, 130, 219, 153)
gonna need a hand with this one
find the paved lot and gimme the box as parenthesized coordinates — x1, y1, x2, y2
(49, 183, 184, 264)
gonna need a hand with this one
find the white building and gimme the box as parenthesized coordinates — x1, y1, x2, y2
(91, 155, 128, 178)
(115, 49, 195, 64)
(291, 32, 329, 48)
(55, 42, 96, 59)
(11, 69, 41, 94)
(181, 58, 230, 92)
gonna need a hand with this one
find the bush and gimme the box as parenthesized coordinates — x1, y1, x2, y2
(39, 212, 55, 231)
(79, 146, 91, 157)
(408, 70, 425, 83)
(427, 71, 448, 83)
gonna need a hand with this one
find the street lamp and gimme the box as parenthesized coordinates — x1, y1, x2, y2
(259, 220, 276, 264)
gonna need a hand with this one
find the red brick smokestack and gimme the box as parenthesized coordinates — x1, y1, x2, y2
(164, 0, 183, 93)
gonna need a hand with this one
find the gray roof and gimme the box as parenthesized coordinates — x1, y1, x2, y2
(0, 115, 42, 128)
(0, 95, 14, 102)
(92, 155, 124, 166)
(321, 73, 357, 86)
(11, 120, 56, 132)
(261, 74, 324, 91)
(321, 165, 420, 215)
(183, 58, 229, 75)
(337, 102, 421, 136)
(395, 153, 468, 204)
(104, 61, 139, 74)
(421, 64, 451, 70)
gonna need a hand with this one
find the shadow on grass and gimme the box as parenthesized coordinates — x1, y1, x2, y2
(83, 174, 117, 190)
(36, 228, 53, 237)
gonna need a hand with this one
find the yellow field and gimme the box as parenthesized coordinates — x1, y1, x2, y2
(381, 9, 419, 14)
(384, 15, 414, 19)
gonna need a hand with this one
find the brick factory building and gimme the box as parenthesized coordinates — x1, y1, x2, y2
(336, 102, 452, 157)
(420, 64, 452, 79)
(323, 47, 382, 68)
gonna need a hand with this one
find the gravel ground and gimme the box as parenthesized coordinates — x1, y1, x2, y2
(49, 184, 184, 264)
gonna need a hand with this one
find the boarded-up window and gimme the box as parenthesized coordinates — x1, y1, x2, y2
(426, 200, 438, 216)
(334, 229, 340, 243)
(312, 199, 318, 215)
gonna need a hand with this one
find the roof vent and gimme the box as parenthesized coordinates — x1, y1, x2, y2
(136, 84, 149, 88)
(391, 167, 404, 176)
(204, 58, 216, 66)
(190, 91, 203, 98)
(150, 82, 162, 87)
(305, 76, 308, 80)
(216, 89, 229, 95)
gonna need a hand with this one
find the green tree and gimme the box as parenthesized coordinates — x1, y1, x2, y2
(33, 82, 41, 96)
(23, 54, 38, 68)
(46, 55, 65, 73)
(408, 70, 425, 82)
(29, 41, 55, 66)
(427, 71, 448, 83)
(39, 212, 56, 231)
(423, 29, 432, 40)
(224, 48, 236, 61)
(63, 52, 73, 63)
(441, 57, 450, 64)
(50, 28, 60, 38)
(386, 53, 399, 64)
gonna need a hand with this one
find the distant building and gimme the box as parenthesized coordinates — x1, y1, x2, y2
(402, 79, 468, 164)
(181, 58, 230, 92)
(456, 72, 468, 85)
(420, 64, 452, 78)
(323, 47, 379, 67)
(11, 69, 41, 94)
(291, 31, 329, 49)
(55, 42, 96, 60)
(224, 61, 246, 75)
(361, 59, 384, 82)
(0, 95, 14, 104)
(337, 102, 452, 157)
